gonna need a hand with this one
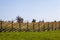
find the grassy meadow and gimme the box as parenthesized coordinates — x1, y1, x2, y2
(0, 30, 60, 40)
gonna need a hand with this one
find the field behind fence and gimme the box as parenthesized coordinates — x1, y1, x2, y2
(0, 20, 60, 32)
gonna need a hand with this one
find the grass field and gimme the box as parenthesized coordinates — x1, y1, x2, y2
(0, 30, 60, 40)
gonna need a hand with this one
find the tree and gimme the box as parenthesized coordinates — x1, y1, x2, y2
(16, 16, 23, 23)
(54, 20, 56, 22)
(42, 19, 44, 22)
(39, 21, 41, 22)
(32, 19, 36, 22)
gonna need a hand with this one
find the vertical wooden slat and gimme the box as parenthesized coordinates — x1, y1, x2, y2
(11, 20, 14, 32)
(37, 22, 40, 32)
(18, 22, 21, 32)
(47, 22, 50, 31)
(32, 22, 35, 32)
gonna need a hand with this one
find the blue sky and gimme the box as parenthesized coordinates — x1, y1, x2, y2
(0, 0, 60, 22)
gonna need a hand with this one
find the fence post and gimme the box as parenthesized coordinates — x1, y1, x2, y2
(51, 23, 53, 31)
(11, 20, 14, 32)
(18, 22, 21, 32)
(42, 23, 45, 31)
(32, 22, 35, 32)
(0, 20, 2, 32)
(47, 22, 50, 31)
(54, 21, 56, 30)
(26, 21, 29, 32)
(37, 22, 40, 32)
(58, 22, 60, 30)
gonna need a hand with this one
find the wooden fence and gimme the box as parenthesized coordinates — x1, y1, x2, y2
(0, 20, 60, 32)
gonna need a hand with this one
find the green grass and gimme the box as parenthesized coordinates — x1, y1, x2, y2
(0, 30, 60, 40)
